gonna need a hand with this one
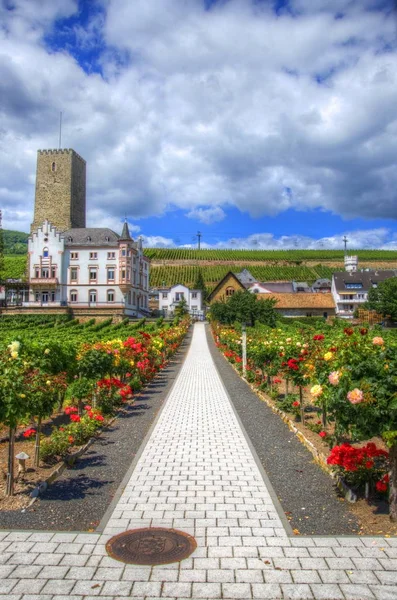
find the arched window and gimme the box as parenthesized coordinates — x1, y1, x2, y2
(89, 290, 97, 303)
(43, 247, 49, 258)
(70, 290, 78, 303)
(107, 289, 115, 302)
(68, 236, 73, 242)
(51, 162, 56, 172)
(225, 287, 235, 297)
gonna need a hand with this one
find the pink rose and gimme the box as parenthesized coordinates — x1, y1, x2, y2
(347, 388, 364, 404)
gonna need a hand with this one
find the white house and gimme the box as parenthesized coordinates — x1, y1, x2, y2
(158, 284, 203, 317)
(26, 219, 150, 317)
(331, 257, 397, 318)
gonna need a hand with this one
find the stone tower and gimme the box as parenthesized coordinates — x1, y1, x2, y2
(31, 149, 86, 232)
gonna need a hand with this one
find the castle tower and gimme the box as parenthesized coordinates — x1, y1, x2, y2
(31, 149, 86, 232)
(345, 255, 358, 272)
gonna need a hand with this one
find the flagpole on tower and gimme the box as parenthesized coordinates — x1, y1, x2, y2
(59, 112, 63, 149)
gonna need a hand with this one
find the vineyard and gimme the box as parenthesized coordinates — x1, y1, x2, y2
(149, 264, 335, 288)
(144, 248, 397, 261)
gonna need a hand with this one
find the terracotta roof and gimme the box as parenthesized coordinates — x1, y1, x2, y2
(258, 292, 336, 309)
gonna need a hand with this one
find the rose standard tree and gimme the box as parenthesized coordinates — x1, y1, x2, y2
(0, 342, 29, 496)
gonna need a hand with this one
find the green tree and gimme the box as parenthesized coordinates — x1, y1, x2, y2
(210, 290, 277, 327)
(193, 270, 208, 303)
(174, 297, 189, 317)
(365, 277, 397, 321)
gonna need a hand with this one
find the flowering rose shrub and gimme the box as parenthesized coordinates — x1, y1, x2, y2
(211, 319, 397, 517)
(327, 442, 389, 491)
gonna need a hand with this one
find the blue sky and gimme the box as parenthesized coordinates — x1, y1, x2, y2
(1, 0, 397, 249)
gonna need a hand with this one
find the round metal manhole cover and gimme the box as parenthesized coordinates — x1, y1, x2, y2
(105, 527, 197, 565)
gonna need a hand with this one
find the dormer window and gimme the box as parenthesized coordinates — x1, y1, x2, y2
(68, 236, 73, 242)
(105, 236, 110, 242)
(87, 236, 91, 242)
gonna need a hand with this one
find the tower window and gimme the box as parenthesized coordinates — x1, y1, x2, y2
(43, 247, 49, 258)
(51, 162, 56, 172)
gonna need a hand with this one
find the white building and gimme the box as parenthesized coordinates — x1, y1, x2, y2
(331, 257, 397, 318)
(158, 284, 203, 318)
(27, 219, 150, 317)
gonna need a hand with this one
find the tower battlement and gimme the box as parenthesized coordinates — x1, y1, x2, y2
(37, 149, 86, 163)
(31, 148, 86, 233)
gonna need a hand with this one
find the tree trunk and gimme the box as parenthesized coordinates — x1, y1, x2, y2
(6, 427, 16, 496)
(34, 417, 41, 467)
(389, 443, 397, 522)
(286, 379, 289, 397)
(322, 399, 327, 427)
(299, 386, 305, 424)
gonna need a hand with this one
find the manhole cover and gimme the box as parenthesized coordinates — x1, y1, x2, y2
(105, 527, 197, 565)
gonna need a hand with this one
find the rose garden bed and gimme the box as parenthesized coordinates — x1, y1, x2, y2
(212, 321, 397, 536)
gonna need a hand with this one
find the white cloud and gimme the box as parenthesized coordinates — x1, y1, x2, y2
(186, 206, 226, 225)
(190, 228, 397, 251)
(0, 0, 396, 234)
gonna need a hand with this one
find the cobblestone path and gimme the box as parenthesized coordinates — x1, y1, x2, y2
(0, 323, 396, 599)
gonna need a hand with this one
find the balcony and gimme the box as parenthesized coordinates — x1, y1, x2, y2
(30, 277, 59, 287)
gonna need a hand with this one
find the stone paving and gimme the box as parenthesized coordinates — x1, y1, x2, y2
(0, 322, 396, 600)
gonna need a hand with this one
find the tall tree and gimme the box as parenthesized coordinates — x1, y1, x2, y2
(193, 269, 208, 303)
(365, 277, 397, 321)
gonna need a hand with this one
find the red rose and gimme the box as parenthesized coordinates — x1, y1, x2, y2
(376, 481, 388, 493)
(319, 431, 327, 438)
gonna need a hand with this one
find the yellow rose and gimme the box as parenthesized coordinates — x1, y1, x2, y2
(310, 384, 323, 398)
(324, 352, 333, 361)
(46, 380, 51, 385)
(10, 351, 18, 359)
(19, 393, 26, 398)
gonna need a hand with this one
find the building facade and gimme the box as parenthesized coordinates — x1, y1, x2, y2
(158, 284, 203, 317)
(332, 269, 397, 318)
(27, 220, 150, 316)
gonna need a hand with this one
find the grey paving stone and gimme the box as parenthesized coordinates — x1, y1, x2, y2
(162, 582, 192, 597)
(222, 583, 251, 598)
(11, 580, 47, 595)
(192, 582, 222, 598)
(340, 584, 376, 599)
(281, 583, 314, 599)
(370, 585, 397, 600)
(309, 583, 344, 599)
(291, 570, 321, 584)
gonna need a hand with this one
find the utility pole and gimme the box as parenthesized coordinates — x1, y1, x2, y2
(343, 236, 348, 255)
(197, 231, 202, 250)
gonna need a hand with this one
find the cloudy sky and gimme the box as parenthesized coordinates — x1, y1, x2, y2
(1, 0, 397, 249)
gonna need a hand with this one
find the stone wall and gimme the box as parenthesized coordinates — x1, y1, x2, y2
(31, 149, 86, 232)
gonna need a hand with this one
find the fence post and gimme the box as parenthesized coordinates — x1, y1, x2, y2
(242, 323, 247, 378)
